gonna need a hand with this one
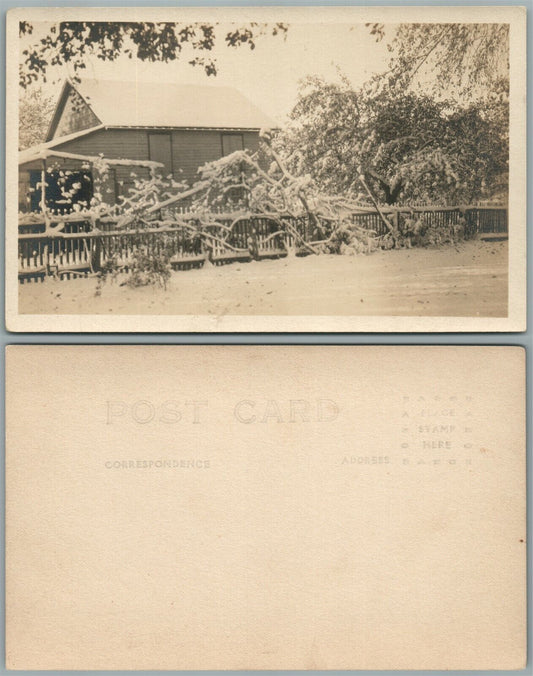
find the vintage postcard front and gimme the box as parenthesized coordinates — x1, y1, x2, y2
(6, 346, 526, 670)
(5, 5, 526, 332)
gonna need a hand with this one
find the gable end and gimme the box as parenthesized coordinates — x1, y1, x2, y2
(46, 82, 101, 142)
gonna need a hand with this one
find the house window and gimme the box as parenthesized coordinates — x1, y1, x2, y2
(222, 133, 244, 156)
(148, 133, 173, 178)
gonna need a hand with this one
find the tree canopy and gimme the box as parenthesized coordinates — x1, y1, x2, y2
(279, 76, 508, 205)
(19, 20, 288, 88)
(367, 23, 509, 99)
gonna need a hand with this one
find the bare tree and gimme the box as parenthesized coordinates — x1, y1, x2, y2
(19, 87, 55, 149)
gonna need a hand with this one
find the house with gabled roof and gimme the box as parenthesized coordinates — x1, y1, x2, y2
(19, 78, 276, 213)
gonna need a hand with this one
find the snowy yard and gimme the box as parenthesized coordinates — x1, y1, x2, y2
(19, 240, 507, 318)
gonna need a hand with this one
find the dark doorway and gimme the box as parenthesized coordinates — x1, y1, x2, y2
(30, 170, 94, 214)
(148, 133, 173, 177)
(222, 133, 244, 156)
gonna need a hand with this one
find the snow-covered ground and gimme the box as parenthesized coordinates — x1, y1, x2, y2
(19, 240, 508, 317)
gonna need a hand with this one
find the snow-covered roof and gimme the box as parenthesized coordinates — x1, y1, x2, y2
(20, 126, 106, 165)
(58, 78, 277, 132)
(19, 146, 163, 169)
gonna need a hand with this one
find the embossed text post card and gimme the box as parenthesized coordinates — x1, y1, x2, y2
(5, 345, 526, 670)
(6, 6, 526, 332)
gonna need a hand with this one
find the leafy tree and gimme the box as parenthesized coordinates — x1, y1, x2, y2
(367, 23, 509, 99)
(279, 77, 508, 205)
(19, 21, 287, 88)
(19, 86, 55, 149)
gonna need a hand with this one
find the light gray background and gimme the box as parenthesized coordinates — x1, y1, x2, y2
(1, 0, 531, 674)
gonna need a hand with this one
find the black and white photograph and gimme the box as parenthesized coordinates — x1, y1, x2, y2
(6, 6, 526, 332)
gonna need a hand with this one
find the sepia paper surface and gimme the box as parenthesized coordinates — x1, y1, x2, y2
(5, 5, 527, 333)
(6, 345, 526, 670)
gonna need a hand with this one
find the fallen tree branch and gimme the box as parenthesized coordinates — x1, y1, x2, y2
(358, 175, 398, 241)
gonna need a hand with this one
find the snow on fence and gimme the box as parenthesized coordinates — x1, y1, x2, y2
(18, 206, 507, 283)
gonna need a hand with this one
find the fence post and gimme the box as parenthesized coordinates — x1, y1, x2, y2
(92, 236, 102, 272)
(43, 243, 50, 277)
(392, 211, 399, 234)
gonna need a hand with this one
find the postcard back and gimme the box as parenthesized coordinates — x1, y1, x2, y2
(5, 346, 526, 670)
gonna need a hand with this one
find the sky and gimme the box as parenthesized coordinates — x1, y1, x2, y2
(20, 22, 392, 125)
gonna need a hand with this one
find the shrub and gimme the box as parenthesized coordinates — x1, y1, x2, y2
(95, 234, 174, 296)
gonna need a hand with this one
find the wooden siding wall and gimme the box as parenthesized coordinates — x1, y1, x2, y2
(53, 127, 261, 189)
(19, 172, 31, 212)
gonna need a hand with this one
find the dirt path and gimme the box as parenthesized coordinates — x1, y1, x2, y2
(19, 240, 508, 317)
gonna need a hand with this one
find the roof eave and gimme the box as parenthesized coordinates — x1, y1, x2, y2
(105, 124, 280, 132)
(45, 79, 72, 142)
(20, 124, 106, 164)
